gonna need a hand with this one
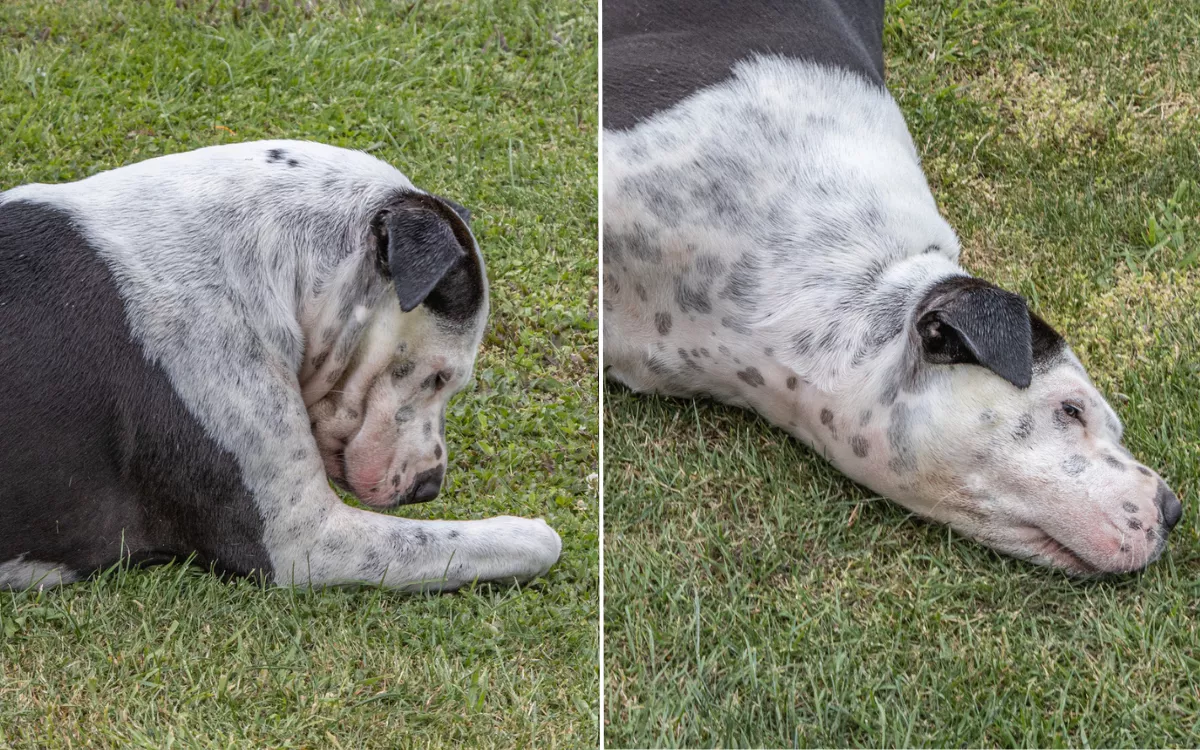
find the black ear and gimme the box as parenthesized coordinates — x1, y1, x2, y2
(377, 194, 469, 312)
(434, 194, 472, 225)
(916, 276, 1033, 389)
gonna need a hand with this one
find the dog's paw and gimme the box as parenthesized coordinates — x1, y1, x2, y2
(467, 515, 562, 585)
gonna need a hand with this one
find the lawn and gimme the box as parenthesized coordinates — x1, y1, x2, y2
(602, 0, 1200, 747)
(0, 1, 597, 747)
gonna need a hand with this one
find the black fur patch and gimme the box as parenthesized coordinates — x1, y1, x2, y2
(0, 201, 271, 579)
(604, 0, 886, 129)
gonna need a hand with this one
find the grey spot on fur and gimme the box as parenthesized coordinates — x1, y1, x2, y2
(721, 316, 750, 334)
(792, 330, 815, 357)
(720, 255, 760, 311)
(880, 379, 900, 407)
(1014, 413, 1034, 440)
(674, 277, 712, 314)
(395, 406, 414, 425)
(1122, 502, 1138, 513)
(763, 347, 774, 357)
(1136, 466, 1152, 477)
(635, 283, 648, 302)
(786, 376, 798, 391)
(391, 360, 415, 380)
(859, 410, 872, 427)
(1103, 454, 1125, 471)
(655, 312, 673, 336)
(645, 356, 670, 375)
(1127, 517, 1143, 531)
(423, 421, 432, 438)
(979, 410, 996, 424)
(312, 352, 328, 370)
(887, 403, 919, 474)
(1062, 455, 1089, 477)
(850, 435, 869, 458)
(737, 367, 764, 387)
(679, 348, 703, 372)
(434, 444, 443, 459)
(820, 408, 834, 426)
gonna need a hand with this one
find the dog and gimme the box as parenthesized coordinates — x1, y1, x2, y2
(602, 0, 1182, 574)
(0, 140, 562, 591)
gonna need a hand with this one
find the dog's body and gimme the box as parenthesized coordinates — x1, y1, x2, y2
(603, 0, 1182, 573)
(0, 140, 561, 591)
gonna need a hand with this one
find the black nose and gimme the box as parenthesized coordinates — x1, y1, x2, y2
(408, 467, 444, 504)
(1157, 480, 1182, 531)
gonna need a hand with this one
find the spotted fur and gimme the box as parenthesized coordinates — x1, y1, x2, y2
(603, 14, 1181, 575)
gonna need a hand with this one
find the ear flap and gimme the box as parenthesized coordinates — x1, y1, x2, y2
(378, 195, 469, 312)
(916, 277, 1033, 389)
(434, 195, 472, 225)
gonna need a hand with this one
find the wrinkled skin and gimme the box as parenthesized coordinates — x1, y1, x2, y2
(302, 295, 483, 508)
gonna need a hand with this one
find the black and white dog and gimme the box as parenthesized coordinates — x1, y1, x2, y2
(0, 140, 561, 591)
(603, 0, 1182, 574)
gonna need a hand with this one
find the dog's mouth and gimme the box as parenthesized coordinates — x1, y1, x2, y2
(1009, 522, 1161, 576)
(1024, 528, 1101, 575)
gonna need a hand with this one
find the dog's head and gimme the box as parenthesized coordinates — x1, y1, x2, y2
(301, 191, 488, 507)
(857, 275, 1182, 574)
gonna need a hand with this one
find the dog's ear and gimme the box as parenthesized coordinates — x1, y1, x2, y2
(434, 195, 472, 225)
(375, 194, 470, 313)
(916, 276, 1033, 389)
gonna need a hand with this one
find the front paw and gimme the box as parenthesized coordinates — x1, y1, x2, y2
(474, 515, 563, 584)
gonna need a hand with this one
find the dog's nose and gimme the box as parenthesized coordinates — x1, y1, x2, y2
(409, 467, 444, 504)
(1157, 480, 1182, 531)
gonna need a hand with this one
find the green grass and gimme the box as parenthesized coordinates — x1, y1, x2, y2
(603, 0, 1200, 746)
(0, 1, 597, 747)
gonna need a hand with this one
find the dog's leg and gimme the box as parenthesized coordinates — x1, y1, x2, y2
(273, 498, 563, 591)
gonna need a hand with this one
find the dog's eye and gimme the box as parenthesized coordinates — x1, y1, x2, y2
(1061, 401, 1085, 422)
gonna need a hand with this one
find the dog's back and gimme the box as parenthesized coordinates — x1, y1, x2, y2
(603, 0, 885, 130)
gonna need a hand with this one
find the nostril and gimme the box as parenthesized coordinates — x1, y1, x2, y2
(408, 467, 444, 504)
(1156, 480, 1183, 531)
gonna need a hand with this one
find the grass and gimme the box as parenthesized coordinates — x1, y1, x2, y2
(602, 0, 1200, 746)
(0, 0, 597, 747)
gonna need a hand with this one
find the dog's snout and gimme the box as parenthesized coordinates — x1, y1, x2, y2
(409, 467, 445, 504)
(1156, 480, 1182, 531)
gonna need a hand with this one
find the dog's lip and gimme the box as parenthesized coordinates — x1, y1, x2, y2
(1017, 525, 1102, 575)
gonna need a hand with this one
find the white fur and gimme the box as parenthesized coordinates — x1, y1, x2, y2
(0, 556, 78, 591)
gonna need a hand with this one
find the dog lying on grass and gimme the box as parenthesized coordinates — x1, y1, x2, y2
(0, 140, 562, 591)
(602, 0, 1182, 574)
